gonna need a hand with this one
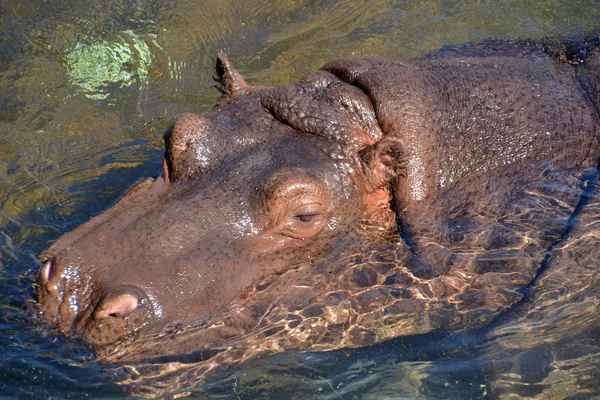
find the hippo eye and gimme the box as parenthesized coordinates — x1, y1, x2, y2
(295, 214, 318, 223)
(260, 172, 331, 239)
(280, 203, 328, 239)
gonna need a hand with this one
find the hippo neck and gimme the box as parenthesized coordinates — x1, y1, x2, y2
(321, 54, 600, 217)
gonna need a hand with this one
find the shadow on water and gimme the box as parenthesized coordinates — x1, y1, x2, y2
(197, 330, 489, 400)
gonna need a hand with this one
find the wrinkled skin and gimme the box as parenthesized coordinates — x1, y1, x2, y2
(36, 37, 600, 394)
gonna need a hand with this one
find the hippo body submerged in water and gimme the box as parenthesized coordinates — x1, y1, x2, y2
(36, 37, 600, 393)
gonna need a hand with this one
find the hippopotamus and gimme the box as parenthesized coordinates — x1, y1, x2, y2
(35, 36, 600, 394)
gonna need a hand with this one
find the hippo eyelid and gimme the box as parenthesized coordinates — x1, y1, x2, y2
(291, 203, 325, 221)
(295, 213, 319, 223)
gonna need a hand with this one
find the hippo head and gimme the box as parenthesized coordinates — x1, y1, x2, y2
(35, 54, 406, 348)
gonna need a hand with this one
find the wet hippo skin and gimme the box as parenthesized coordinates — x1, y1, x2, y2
(35, 36, 600, 394)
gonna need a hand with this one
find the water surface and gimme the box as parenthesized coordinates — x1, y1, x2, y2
(1, 0, 599, 398)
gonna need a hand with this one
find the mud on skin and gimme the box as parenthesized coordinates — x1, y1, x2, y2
(35, 36, 600, 395)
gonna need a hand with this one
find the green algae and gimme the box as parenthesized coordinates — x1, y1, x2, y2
(64, 30, 153, 100)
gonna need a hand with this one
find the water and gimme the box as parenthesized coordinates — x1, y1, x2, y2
(1, 0, 599, 398)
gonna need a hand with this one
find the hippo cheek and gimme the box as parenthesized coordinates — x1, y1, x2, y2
(124, 225, 342, 324)
(137, 250, 270, 322)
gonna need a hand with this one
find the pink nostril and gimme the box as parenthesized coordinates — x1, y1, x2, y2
(40, 258, 58, 283)
(95, 293, 139, 319)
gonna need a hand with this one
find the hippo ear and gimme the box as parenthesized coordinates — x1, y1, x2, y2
(359, 136, 407, 190)
(214, 51, 248, 94)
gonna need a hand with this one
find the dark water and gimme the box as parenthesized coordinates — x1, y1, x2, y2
(1, 0, 599, 398)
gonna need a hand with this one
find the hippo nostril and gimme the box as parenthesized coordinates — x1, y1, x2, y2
(40, 258, 55, 282)
(39, 258, 61, 294)
(94, 289, 141, 320)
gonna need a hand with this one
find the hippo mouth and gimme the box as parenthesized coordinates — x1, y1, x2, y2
(136, 348, 225, 365)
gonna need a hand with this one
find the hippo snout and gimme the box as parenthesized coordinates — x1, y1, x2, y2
(36, 256, 153, 347)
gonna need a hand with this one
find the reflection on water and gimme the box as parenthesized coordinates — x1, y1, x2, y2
(1, 0, 599, 398)
(481, 178, 600, 399)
